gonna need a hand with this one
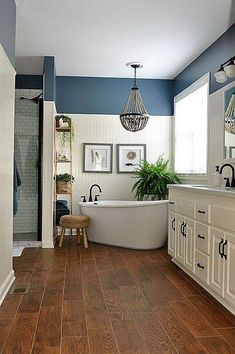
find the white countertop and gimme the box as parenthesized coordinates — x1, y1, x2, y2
(168, 184, 235, 198)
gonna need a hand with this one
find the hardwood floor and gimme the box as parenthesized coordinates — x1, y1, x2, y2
(0, 239, 235, 353)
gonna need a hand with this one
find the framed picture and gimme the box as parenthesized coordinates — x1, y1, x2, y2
(117, 144, 146, 173)
(83, 143, 113, 173)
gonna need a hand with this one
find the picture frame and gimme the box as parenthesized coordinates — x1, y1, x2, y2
(117, 144, 146, 173)
(83, 143, 113, 173)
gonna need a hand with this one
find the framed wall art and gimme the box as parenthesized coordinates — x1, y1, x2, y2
(83, 143, 113, 173)
(117, 144, 146, 173)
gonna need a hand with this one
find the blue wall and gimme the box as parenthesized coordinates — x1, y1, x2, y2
(0, 0, 16, 66)
(16, 24, 235, 114)
(43, 56, 56, 101)
(15, 75, 43, 90)
(174, 24, 235, 96)
(56, 76, 174, 115)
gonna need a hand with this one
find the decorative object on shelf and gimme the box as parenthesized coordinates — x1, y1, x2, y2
(225, 89, 235, 134)
(55, 115, 73, 149)
(117, 144, 146, 173)
(120, 63, 150, 132)
(56, 151, 70, 162)
(55, 115, 72, 128)
(132, 156, 180, 200)
(56, 173, 74, 194)
(214, 56, 235, 83)
(83, 143, 113, 173)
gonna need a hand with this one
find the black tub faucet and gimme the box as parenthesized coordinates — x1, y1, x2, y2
(89, 184, 102, 202)
(219, 164, 235, 187)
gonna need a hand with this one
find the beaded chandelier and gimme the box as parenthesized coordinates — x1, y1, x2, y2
(120, 63, 150, 132)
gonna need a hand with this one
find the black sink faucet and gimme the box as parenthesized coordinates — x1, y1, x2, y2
(219, 164, 235, 187)
(89, 184, 102, 202)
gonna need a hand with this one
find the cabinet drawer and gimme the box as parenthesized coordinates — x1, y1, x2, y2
(195, 250, 209, 284)
(177, 199, 194, 218)
(195, 222, 210, 255)
(168, 200, 176, 211)
(195, 203, 209, 223)
(211, 206, 235, 233)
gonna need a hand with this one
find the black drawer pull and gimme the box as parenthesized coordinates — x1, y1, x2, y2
(172, 218, 175, 231)
(180, 222, 185, 236)
(196, 262, 205, 269)
(222, 240, 228, 260)
(219, 239, 224, 258)
(197, 210, 206, 214)
(183, 223, 186, 237)
(169, 201, 175, 205)
(197, 234, 205, 240)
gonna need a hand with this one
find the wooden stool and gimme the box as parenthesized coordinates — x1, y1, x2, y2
(59, 214, 90, 248)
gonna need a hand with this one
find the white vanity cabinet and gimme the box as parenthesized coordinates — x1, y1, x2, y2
(168, 211, 176, 257)
(210, 227, 224, 296)
(224, 233, 235, 307)
(210, 228, 235, 306)
(175, 216, 194, 272)
(168, 185, 235, 315)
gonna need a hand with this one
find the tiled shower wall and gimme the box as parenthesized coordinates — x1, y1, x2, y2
(13, 89, 42, 241)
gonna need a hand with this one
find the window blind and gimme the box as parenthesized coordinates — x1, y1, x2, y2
(174, 78, 208, 175)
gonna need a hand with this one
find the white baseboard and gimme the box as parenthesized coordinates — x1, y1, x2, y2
(42, 240, 54, 248)
(0, 270, 15, 306)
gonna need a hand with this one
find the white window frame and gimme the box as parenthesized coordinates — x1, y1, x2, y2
(173, 73, 210, 180)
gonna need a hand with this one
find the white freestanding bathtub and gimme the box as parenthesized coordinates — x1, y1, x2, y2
(79, 200, 168, 250)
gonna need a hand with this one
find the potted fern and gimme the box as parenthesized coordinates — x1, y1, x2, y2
(132, 156, 180, 200)
(56, 173, 75, 194)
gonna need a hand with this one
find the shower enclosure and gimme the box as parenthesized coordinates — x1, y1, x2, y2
(13, 89, 43, 243)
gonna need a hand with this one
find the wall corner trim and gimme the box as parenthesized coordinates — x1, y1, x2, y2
(0, 270, 15, 306)
(41, 241, 54, 248)
(0, 43, 16, 75)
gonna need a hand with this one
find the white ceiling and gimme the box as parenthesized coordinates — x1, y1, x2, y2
(15, 0, 235, 78)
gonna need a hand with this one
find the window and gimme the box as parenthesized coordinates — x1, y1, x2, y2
(174, 75, 209, 175)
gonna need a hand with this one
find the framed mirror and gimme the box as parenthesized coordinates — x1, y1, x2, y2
(224, 84, 235, 160)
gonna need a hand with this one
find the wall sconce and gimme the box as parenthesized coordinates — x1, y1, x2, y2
(214, 56, 235, 83)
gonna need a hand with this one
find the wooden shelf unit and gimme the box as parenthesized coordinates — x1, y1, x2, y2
(54, 121, 73, 240)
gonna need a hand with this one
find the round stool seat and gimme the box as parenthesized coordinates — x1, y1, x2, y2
(59, 214, 90, 248)
(60, 214, 90, 229)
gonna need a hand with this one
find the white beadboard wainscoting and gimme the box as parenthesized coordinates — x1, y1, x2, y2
(57, 114, 172, 214)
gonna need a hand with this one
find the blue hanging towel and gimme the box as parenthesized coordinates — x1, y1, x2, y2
(13, 157, 22, 216)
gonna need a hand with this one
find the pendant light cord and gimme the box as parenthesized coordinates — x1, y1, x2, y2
(132, 65, 138, 89)
(134, 67, 137, 87)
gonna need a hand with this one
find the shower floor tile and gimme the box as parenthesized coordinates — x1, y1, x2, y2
(13, 232, 38, 241)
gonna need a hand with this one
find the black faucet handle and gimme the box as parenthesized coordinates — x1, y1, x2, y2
(94, 194, 100, 202)
(81, 195, 87, 202)
(224, 177, 231, 187)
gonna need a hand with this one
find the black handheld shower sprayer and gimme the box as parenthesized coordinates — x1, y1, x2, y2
(20, 93, 43, 104)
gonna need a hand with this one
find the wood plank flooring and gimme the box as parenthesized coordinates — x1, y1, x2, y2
(0, 239, 235, 353)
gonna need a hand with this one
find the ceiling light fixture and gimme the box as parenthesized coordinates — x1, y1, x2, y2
(120, 63, 150, 132)
(214, 56, 235, 83)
